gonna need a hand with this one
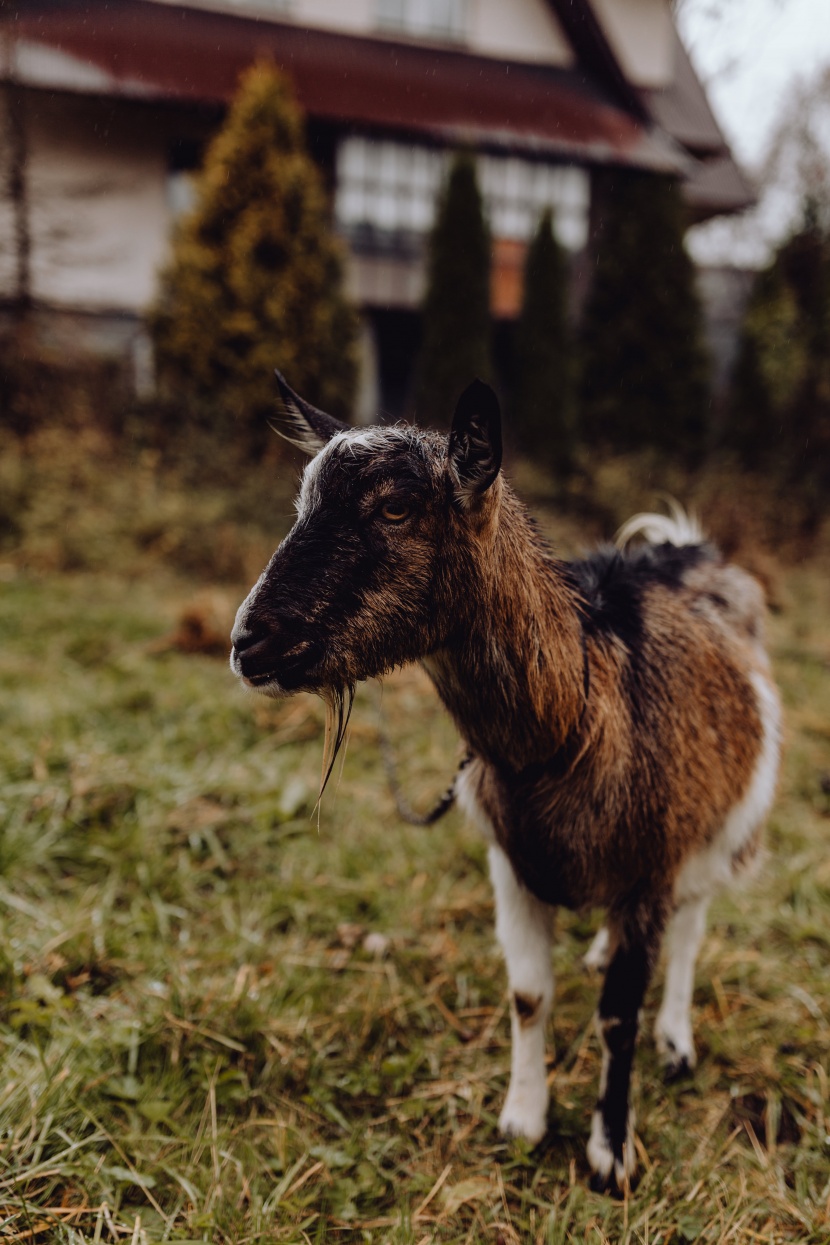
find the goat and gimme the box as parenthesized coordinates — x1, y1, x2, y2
(230, 375, 781, 1193)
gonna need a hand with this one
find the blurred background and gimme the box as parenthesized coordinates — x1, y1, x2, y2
(3, 0, 830, 564)
(2, 0, 829, 556)
(1, 3, 830, 1241)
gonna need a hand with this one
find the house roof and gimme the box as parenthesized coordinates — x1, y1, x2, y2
(6, 0, 682, 170)
(641, 30, 755, 219)
(546, 0, 649, 123)
(643, 30, 727, 157)
(545, 0, 753, 217)
(3, 0, 751, 215)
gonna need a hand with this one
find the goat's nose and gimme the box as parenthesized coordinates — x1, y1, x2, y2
(231, 618, 269, 655)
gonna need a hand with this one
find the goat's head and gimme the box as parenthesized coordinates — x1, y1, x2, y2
(230, 372, 502, 701)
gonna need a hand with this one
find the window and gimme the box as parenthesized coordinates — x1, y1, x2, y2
(223, 0, 291, 13)
(166, 138, 205, 220)
(478, 155, 590, 250)
(376, 0, 467, 42)
(335, 138, 445, 246)
(335, 137, 590, 252)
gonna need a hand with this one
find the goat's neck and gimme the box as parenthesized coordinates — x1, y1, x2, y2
(427, 493, 586, 770)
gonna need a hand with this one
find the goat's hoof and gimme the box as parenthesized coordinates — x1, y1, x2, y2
(498, 1094, 548, 1146)
(587, 1143, 639, 1198)
(655, 1028, 696, 1082)
(663, 1054, 694, 1084)
(587, 1112, 637, 1196)
(589, 1166, 638, 1198)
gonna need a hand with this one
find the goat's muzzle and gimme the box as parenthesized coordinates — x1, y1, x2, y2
(230, 615, 322, 695)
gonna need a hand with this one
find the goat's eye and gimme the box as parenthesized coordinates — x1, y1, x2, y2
(379, 501, 411, 523)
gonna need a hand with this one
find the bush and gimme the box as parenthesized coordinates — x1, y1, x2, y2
(512, 209, 575, 477)
(416, 152, 492, 424)
(150, 62, 358, 449)
(727, 263, 805, 469)
(726, 212, 830, 521)
(578, 171, 710, 463)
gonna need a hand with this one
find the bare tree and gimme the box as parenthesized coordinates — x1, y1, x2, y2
(761, 65, 830, 235)
(675, 0, 793, 109)
(685, 49, 829, 269)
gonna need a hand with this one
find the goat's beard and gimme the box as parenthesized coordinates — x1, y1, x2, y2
(316, 683, 356, 811)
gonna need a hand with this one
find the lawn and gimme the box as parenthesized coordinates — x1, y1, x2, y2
(0, 462, 829, 1242)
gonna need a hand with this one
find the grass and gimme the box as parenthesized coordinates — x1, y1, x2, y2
(0, 435, 829, 1242)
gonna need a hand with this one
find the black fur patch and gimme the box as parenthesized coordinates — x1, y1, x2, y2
(568, 542, 715, 650)
(597, 939, 651, 1157)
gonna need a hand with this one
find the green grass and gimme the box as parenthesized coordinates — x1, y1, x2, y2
(1, 491, 829, 1241)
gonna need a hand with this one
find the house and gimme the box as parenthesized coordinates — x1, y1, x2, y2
(0, 0, 752, 415)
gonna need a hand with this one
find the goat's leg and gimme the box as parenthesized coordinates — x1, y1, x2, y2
(654, 895, 709, 1078)
(584, 924, 610, 971)
(587, 910, 664, 1194)
(488, 844, 554, 1145)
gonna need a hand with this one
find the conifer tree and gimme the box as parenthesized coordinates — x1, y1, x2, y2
(151, 62, 358, 445)
(727, 209, 830, 509)
(578, 171, 710, 462)
(512, 209, 574, 476)
(416, 153, 491, 423)
(726, 261, 804, 469)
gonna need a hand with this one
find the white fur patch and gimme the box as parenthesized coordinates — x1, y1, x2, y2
(294, 427, 413, 521)
(587, 1111, 636, 1185)
(584, 925, 610, 971)
(342, 426, 397, 453)
(615, 499, 704, 549)
(294, 432, 349, 520)
(655, 669, 779, 1070)
(654, 895, 709, 1068)
(675, 670, 781, 904)
(488, 844, 555, 1145)
(454, 761, 496, 843)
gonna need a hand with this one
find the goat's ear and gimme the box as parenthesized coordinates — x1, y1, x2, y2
(448, 379, 502, 505)
(271, 370, 349, 455)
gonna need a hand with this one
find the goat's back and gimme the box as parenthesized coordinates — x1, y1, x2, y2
(473, 534, 779, 911)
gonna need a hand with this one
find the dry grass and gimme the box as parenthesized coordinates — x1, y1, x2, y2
(0, 431, 828, 1242)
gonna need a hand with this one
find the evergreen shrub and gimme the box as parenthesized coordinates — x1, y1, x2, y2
(150, 62, 358, 448)
(727, 211, 830, 515)
(416, 152, 491, 424)
(579, 171, 710, 463)
(512, 208, 574, 477)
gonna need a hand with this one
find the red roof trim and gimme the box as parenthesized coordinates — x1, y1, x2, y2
(6, 0, 684, 170)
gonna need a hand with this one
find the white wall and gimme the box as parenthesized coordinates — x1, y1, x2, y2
(22, 93, 172, 313)
(469, 0, 572, 66)
(0, 87, 22, 300)
(146, 0, 574, 66)
(295, 0, 375, 34)
(591, 0, 674, 88)
(293, 0, 574, 64)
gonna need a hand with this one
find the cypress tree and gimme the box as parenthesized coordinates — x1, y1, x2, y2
(726, 261, 805, 469)
(579, 171, 710, 462)
(727, 210, 830, 509)
(776, 214, 830, 496)
(416, 152, 491, 424)
(150, 62, 358, 447)
(512, 208, 574, 477)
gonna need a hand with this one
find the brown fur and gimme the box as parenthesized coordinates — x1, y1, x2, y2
(431, 492, 764, 920)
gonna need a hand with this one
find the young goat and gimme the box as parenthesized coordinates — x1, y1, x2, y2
(230, 375, 781, 1192)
